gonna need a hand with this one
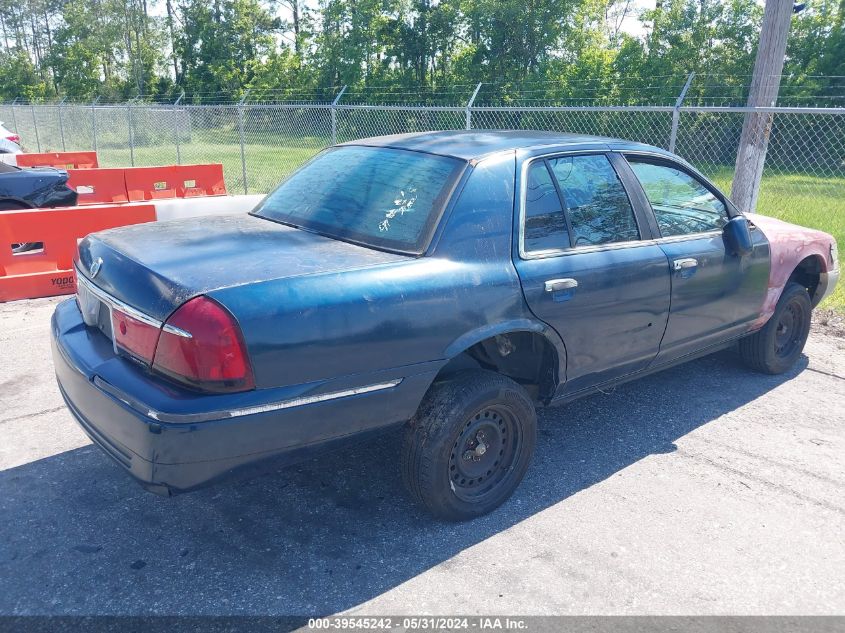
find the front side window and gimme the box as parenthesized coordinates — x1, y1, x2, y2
(253, 146, 465, 254)
(547, 154, 639, 247)
(627, 159, 728, 237)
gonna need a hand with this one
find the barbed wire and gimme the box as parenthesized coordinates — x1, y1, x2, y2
(3, 75, 845, 107)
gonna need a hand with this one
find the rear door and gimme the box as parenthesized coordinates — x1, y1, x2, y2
(513, 151, 671, 396)
(623, 155, 770, 364)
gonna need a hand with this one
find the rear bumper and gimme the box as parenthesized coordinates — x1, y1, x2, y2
(51, 299, 438, 494)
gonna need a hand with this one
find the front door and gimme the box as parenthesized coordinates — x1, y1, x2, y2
(513, 152, 671, 396)
(624, 156, 770, 364)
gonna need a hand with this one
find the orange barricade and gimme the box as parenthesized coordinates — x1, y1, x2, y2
(178, 163, 227, 197)
(16, 151, 99, 169)
(125, 166, 179, 201)
(67, 168, 130, 205)
(0, 204, 156, 302)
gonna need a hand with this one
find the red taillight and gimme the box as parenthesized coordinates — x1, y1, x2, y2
(5, 134, 20, 144)
(152, 296, 254, 392)
(112, 309, 161, 365)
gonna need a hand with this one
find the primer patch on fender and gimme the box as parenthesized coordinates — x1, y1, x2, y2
(746, 212, 834, 328)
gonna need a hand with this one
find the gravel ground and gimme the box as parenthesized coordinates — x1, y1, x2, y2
(0, 296, 843, 616)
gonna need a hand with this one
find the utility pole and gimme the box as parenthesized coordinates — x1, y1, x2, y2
(730, 0, 795, 213)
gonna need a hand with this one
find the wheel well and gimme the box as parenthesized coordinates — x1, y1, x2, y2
(436, 331, 559, 404)
(789, 255, 824, 307)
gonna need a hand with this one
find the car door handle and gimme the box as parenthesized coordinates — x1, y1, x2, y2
(673, 258, 698, 271)
(544, 278, 578, 293)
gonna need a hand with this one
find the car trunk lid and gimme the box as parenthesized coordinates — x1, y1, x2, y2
(76, 213, 410, 322)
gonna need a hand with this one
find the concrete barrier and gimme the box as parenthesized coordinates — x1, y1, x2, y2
(1, 204, 157, 302)
(0, 194, 266, 301)
(152, 194, 265, 221)
(17, 151, 99, 169)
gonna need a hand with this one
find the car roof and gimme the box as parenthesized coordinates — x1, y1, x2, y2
(339, 130, 674, 161)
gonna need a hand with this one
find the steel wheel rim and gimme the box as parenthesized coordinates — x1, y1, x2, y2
(774, 299, 805, 359)
(449, 405, 522, 502)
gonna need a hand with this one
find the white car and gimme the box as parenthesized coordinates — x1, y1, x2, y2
(0, 121, 22, 153)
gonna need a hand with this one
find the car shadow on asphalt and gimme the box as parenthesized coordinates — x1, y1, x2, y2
(0, 349, 807, 616)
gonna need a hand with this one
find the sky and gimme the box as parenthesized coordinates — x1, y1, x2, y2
(618, 0, 657, 38)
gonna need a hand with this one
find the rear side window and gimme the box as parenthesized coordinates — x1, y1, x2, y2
(522, 154, 641, 255)
(524, 161, 570, 252)
(627, 159, 728, 237)
(547, 155, 639, 247)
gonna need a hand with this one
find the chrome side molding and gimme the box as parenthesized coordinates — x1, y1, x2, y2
(94, 375, 403, 424)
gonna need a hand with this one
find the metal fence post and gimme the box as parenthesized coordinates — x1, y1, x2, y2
(31, 101, 41, 152)
(238, 89, 251, 194)
(91, 97, 100, 155)
(127, 99, 136, 166)
(466, 83, 483, 130)
(58, 97, 67, 151)
(10, 98, 19, 139)
(331, 85, 347, 145)
(173, 91, 184, 164)
(669, 73, 695, 153)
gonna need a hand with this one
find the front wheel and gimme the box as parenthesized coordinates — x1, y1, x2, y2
(401, 370, 537, 521)
(739, 281, 812, 374)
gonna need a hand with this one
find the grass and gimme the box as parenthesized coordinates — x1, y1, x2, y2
(96, 141, 321, 194)
(706, 167, 844, 311)
(92, 141, 844, 312)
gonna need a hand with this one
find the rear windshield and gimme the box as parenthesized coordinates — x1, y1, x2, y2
(253, 145, 465, 254)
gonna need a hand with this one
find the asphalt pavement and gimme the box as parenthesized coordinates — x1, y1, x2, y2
(1, 296, 843, 616)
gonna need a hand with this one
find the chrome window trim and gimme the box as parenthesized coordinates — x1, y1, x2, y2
(517, 149, 648, 260)
(94, 375, 403, 424)
(654, 229, 722, 244)
(519, 238, 660, 261)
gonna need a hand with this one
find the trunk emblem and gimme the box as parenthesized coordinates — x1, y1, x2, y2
(90, 257, 103, 278)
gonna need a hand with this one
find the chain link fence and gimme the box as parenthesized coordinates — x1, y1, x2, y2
(1, 95, 843, 221)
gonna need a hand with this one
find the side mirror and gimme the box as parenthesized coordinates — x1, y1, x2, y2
(723, 216, 753, 256)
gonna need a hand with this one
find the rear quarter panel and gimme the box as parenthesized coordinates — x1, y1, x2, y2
(209, 152, 544, 391)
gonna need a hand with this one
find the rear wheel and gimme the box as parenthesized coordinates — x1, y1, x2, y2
(401, 370, 536, 521)
(739, 281, 812, 374)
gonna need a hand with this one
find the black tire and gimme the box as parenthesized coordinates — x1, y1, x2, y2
(401, 370, 537, 521)
(739, 281, 812, 374)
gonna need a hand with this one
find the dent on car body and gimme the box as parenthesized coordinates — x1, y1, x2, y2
(746, 212, 837, 329)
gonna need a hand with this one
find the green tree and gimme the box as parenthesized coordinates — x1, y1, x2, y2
(177, 0, 280, 98)
(0, 47, 49, 99)
(785, 0, 845, 105)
